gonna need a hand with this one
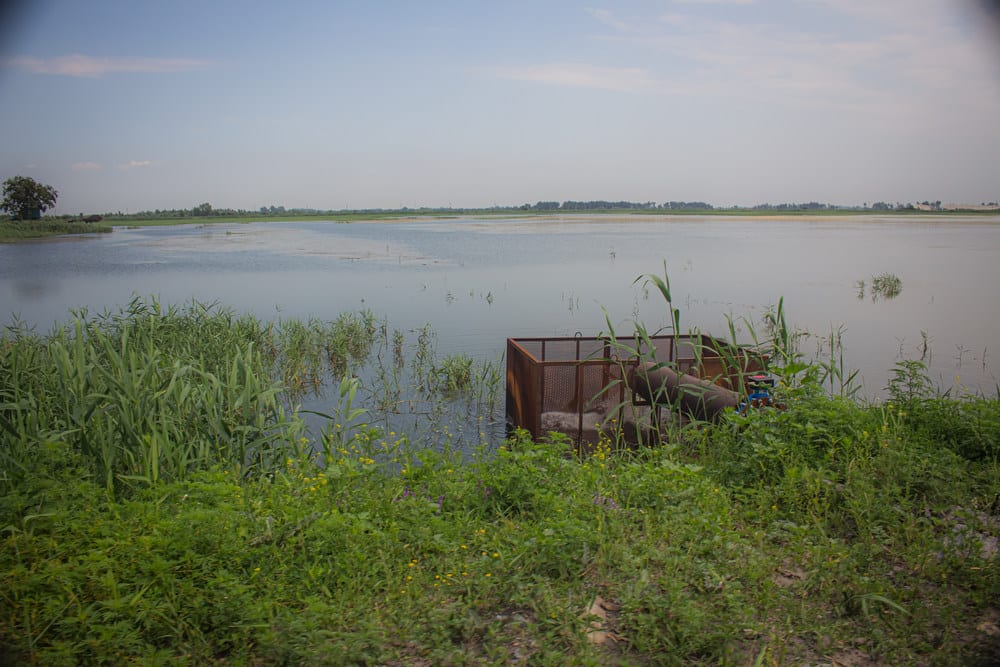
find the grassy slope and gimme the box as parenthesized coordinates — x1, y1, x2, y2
(0, 305, 997, 665)
(0, 220, 112, 242)
(1, 424, 996, 666)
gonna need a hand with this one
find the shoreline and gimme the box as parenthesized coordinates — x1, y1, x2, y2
(6, 210, 1000, 244)
(86, 209, 1000, 228)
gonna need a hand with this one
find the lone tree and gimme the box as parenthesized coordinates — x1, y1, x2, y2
(1, 176, 59, 220)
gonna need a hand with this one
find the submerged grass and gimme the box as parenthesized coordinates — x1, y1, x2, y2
(1, 295, 998, 665)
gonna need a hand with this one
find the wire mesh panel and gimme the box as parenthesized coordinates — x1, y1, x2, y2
(505, 339, 539, 437)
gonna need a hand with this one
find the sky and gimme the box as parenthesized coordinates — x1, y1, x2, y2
(1, 0, 999, 214)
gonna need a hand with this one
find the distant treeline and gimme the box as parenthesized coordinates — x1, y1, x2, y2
(487, 200, 1000, 212)
(522, 200, 715, 211)
(521, 200, 999, 212)
(85, 198, 1000, 220)
(99, 202, 264, 219)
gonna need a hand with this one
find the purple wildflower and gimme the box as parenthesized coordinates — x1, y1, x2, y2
(593, 492, 620, 510)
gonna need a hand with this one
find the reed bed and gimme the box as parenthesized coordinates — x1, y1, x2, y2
(0, 298, 381, 494)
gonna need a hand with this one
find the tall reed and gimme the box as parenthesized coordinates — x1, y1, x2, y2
(1, 298, 508, 493)
(0, 299, 361, 493)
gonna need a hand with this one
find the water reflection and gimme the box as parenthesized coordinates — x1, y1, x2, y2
(0, 215, 997, 395)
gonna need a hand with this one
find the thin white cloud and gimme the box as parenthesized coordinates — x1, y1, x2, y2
(591, 1, 1000, 116)
(795, 0, 944, 25)
(4, 54, 209, 77)
(584, 8, 632, 32)
(72, 161, 101, 171)
(122, 160, 153, 169)
(493, 63, 656, 93)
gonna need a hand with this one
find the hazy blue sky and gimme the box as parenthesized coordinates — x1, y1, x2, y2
(2, 0, 999, 213)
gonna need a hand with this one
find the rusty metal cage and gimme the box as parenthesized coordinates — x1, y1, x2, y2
(505, 334, 766, 446)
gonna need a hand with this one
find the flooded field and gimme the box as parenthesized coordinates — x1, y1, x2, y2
(2, 214, 998, 397)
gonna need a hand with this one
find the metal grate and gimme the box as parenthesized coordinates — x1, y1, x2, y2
(506, 334, 766, 446)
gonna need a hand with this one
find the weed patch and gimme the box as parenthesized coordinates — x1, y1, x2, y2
(1, 300, 997, 664)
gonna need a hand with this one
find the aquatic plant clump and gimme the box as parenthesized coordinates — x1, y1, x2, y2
(857, 271, 903, 301)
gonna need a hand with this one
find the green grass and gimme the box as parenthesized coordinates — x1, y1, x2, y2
(1, 300, 998, 665)
(0, 220, 112, 242)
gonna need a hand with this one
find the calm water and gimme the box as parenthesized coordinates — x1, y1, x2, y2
(2, 214, 999, 397)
